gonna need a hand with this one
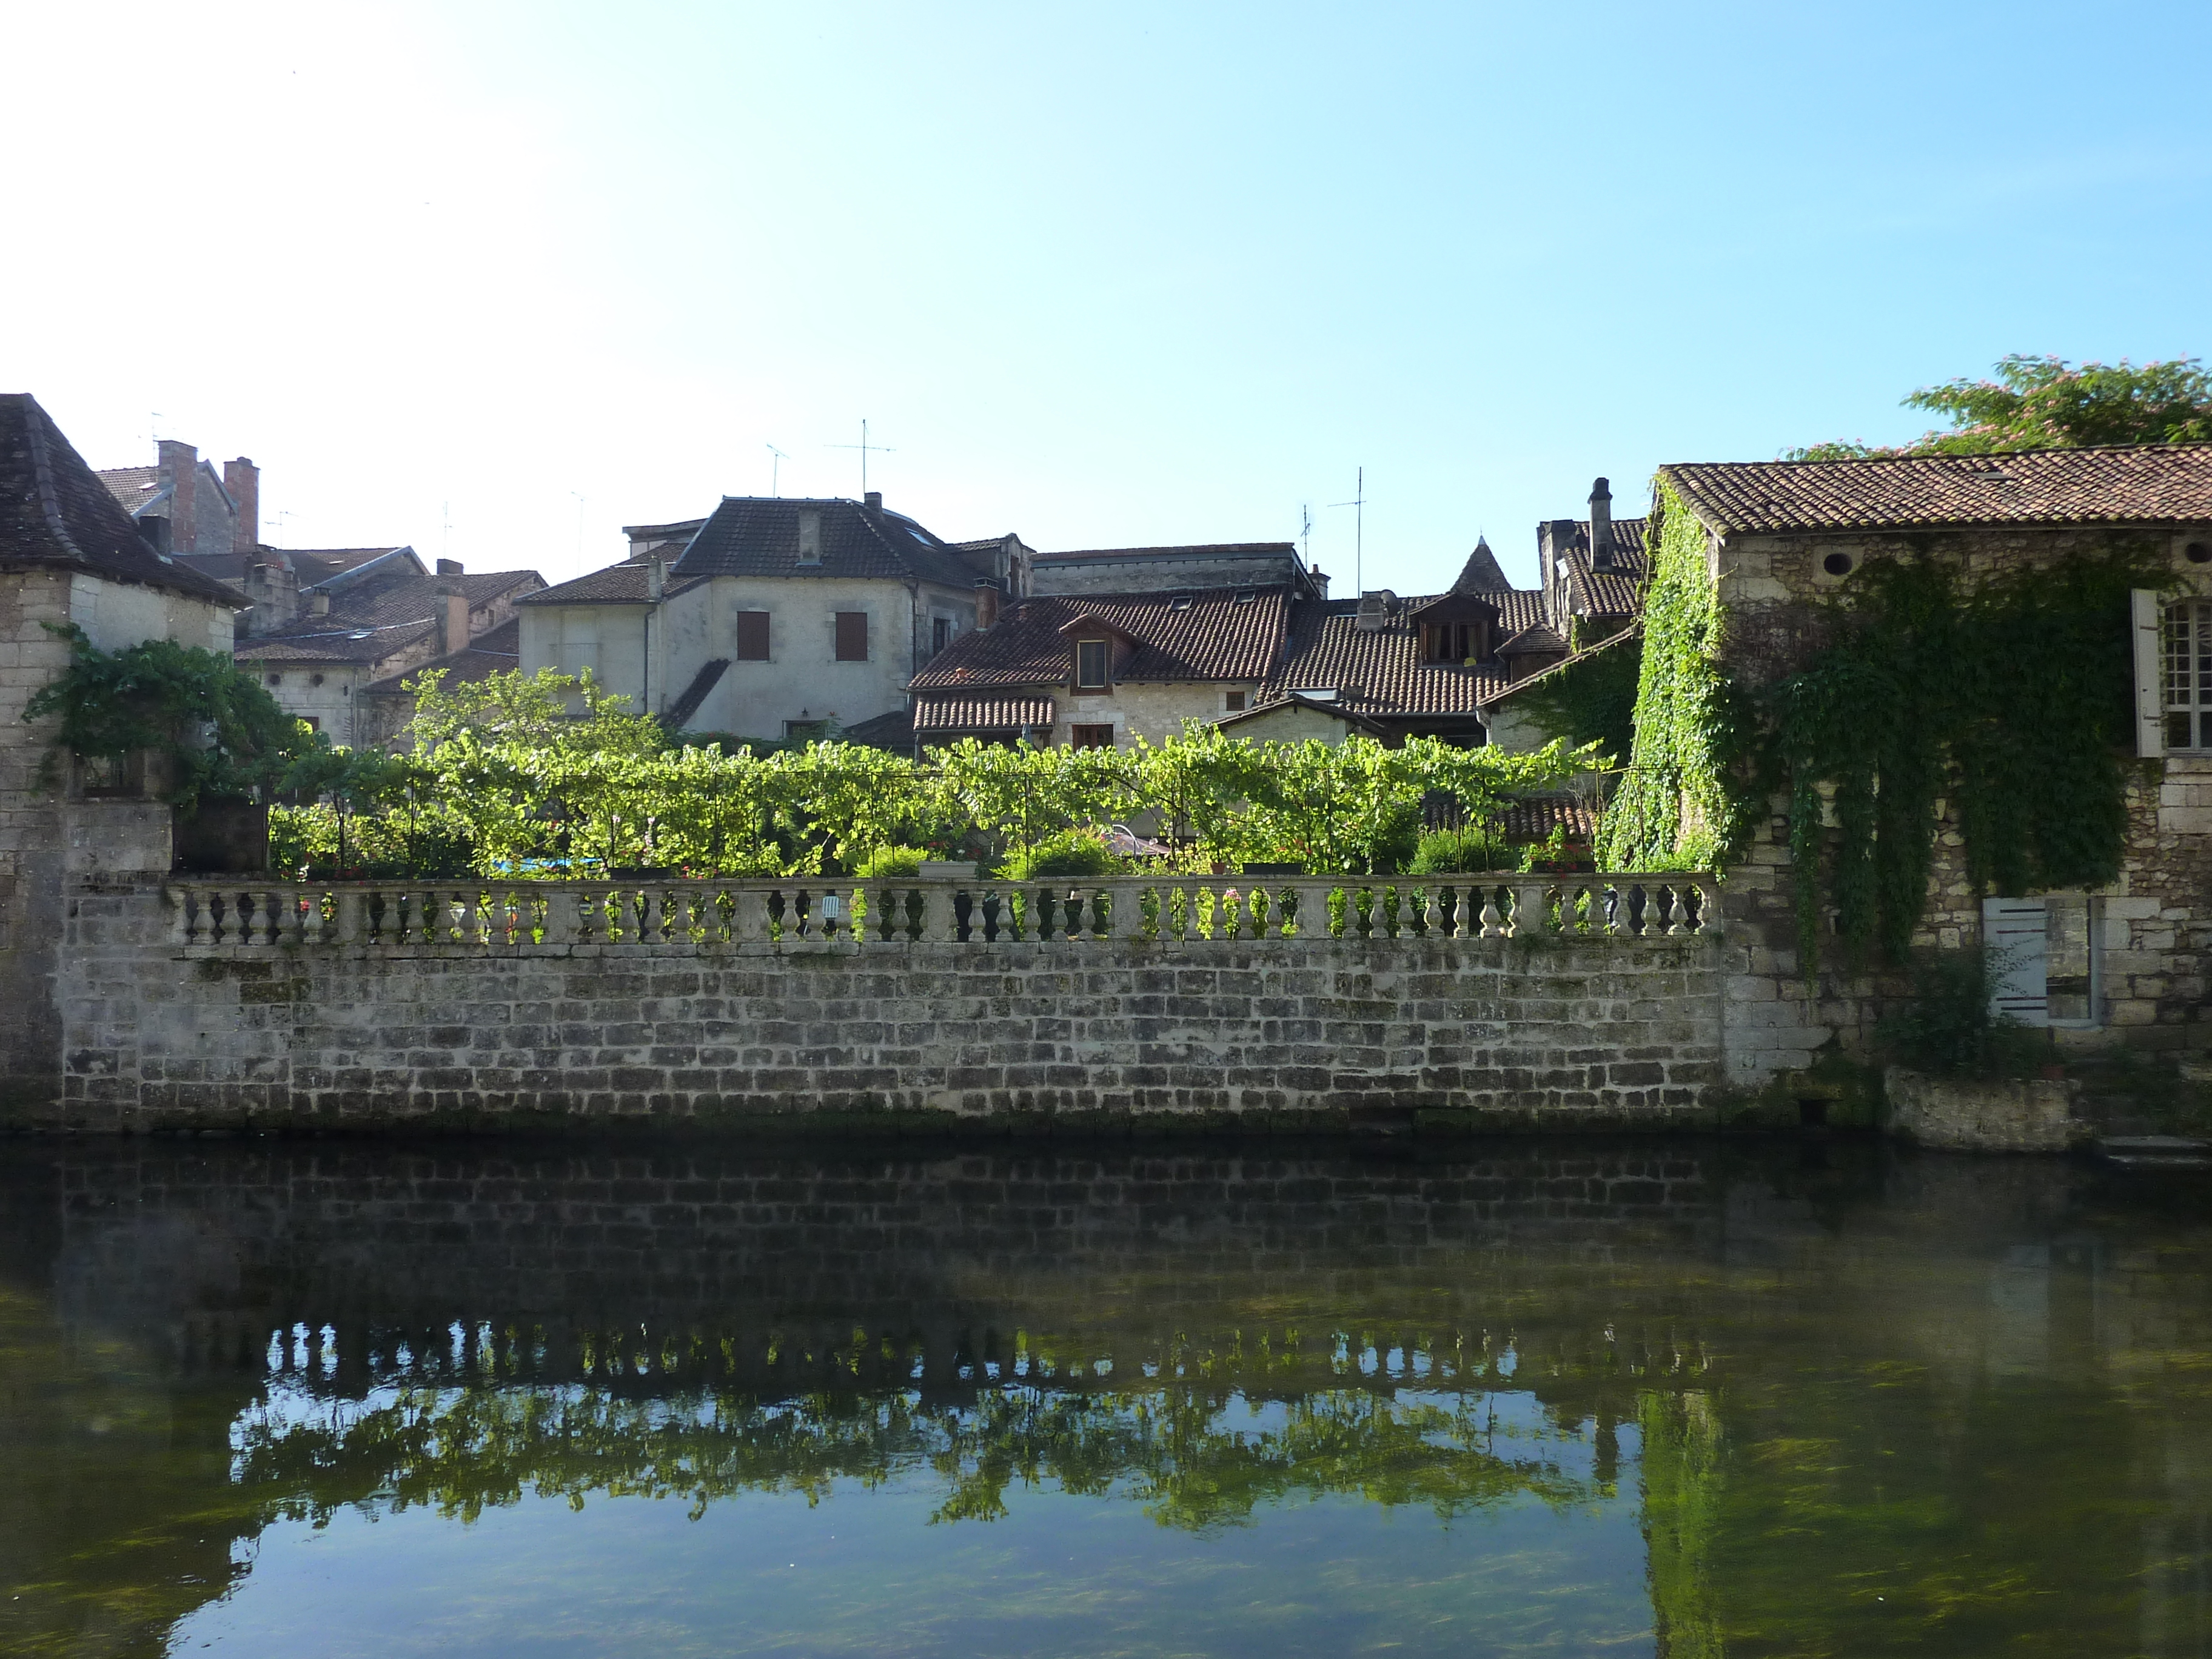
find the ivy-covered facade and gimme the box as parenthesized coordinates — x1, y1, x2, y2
(1606, 444, 2212, 1068)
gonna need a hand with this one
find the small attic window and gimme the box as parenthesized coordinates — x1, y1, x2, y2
(1294, 687, 1339, 702)
(1235, 589, 1255, 605)
(1076, 639, 1110, 690)
(1170, 594, 1193, 612)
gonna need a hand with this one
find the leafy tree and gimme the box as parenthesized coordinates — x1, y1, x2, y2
(1789, 354, 2212, 461)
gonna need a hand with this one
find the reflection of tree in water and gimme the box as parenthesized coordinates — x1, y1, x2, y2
(229, 1376, 1597, 1537)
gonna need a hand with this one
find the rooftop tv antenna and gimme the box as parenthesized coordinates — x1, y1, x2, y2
(1330, 466, 1367, 594)
(827, 418, 895, 495)
(765, 443, 790, 497)
(1299, 503, 1313, 563)
(441, 500, 453, 563)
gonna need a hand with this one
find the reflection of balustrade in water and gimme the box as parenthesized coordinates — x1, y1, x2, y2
(165, 874, 1723, 951)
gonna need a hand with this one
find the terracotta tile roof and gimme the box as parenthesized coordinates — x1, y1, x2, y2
(517, 563, 706, 605)
(672, 496, 977, 588)
(1497, 622, 1567, 655)
(360, 617, 521, 699)
(241, 568, 541, 662)
(1555, 517, 1647, 617)
(1495, 793, 1597, 843)
(1034, 540, 1297, 565)
(911, 585, 1292, 689)
(237, 620, 435, 665)
(95, 464, 159, 514)
(1215, 693, 1395, 739)
(1261, 591, 1547, 717)
(0, 395, 244, 606)
(1660, 443, 2212, 535)
(913, 692, 1057, 732)
(1483, 622, 1640, 708)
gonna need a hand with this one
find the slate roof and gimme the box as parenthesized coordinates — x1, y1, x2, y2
(840, 705, 919, 750)
(1555, 517, 1648, 617)
(291, 548, 412, 586)
(0, 395, 244, 606)
(1259, 591, 1549, 718)
(360, 617, 521, 699)
(236, 621, 435, 665)
(1659, 444, 2212, 535)
(671, 497, 978, 589)
(516, 563, 707, 606)
(1483, 622, 1641, 708)
(1452, 537, 1513, 592)
(911, 586, 1291, 689)
(1215, 693, 1395, 739)
(913, 693, 1058, 732)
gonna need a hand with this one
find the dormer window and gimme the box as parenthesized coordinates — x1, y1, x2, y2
(1422, 620, 1487, 663)
(1075, 638, 1110, 690)
(797, 510, 823, 565)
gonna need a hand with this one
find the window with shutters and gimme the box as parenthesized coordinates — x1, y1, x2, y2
(834, 611, 868, 662)
(735, 611, 770, 662)
(2165, 599, 2212, 751)
(1070, 723, 1115, 749)
(1074, 638, 1109, 689)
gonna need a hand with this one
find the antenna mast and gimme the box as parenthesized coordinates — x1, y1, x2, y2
(827, 418, 896, 495)
(1330, 467, 1367, 594)
(765, 443, 789, 497)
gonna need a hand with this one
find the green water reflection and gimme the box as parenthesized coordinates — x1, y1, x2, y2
(0, 1140, 2205, 1655)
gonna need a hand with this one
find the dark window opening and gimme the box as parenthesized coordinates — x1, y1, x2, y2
(736, 611, 771, 661)
(1075, 638, 1109, 689)
(1225, 689, 1247, 712)
(1422, 622, 1484, 663)
(933, 616, 953, 656)
(1070, 724, 1115, 749)
(834, 611, 869, 662)
(2187, 541, 2211, 565)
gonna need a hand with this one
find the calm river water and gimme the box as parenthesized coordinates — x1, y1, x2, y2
(1, 1136, 2206, 1657)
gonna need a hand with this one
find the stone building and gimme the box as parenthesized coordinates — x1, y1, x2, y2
(1622, 444, 2212, 1067)
(232, 551, 543, 746)
(0, 394, 245, 1109)
(519, 493, 1009, 739)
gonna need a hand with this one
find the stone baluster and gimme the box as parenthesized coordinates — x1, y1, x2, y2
(334, 888, 365, 945)
(1478, 885, 1506, 939)
(464, 888, 490, 947)
(1607, 883, 1633, 937)
(167, 886, 192, 946)
(1513, 881, 1550, 939)
(1664, 883, 1691, 936)
(1698, 879, 1726, 936)
(913, 882, 954, 944)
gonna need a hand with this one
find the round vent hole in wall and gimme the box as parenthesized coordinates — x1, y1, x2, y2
(2187, 541, 2211, 565)
(1822, 552, 1855, 577)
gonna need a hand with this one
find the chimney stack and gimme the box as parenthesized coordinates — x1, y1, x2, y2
(1355, 590, 1393, 632)
(437, 578, 469, 656)
(864, 491, 882, 513)
(158, 440, 198, 554)
(647, 557, 666, 603)
(436, 557, 463, 575)
(310, 591, 330, 618)
(1588, 477, 1615, 572)
(224, 458, 260, 554)
(974, 577, 1000, 631)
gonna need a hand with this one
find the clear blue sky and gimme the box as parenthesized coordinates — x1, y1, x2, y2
(8, 2, 2208, 592)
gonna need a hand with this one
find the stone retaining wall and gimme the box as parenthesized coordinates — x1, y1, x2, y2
(41, 877, 1733, 1133)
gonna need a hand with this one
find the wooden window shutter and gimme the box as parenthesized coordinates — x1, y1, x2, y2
(835, 611, 868, 662)
(1982, 897, 2049, 1027)
(2132, 589, 2165, 757)
(735, 611, 770, 661)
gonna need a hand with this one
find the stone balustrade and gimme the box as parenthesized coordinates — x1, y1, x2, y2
(166, 873, 1721, 953)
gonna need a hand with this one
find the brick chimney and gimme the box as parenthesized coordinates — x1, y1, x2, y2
(974, 577, 1000, 630)
(224, 458, 260, 554)
(1589, 477, 1615, 572)
(157, 440, 197, 554)
(436, 578, 469, 655)
(436, 558, 463, 575)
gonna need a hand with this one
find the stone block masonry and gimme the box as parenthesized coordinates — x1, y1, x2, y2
(39, 875, 1737, 1133)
